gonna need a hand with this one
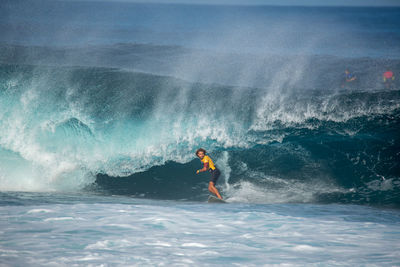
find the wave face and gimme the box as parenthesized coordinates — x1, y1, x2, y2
(0, 61, 399, 207)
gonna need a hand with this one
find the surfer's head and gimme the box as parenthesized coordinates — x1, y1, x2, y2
(196, 148, 206, 159)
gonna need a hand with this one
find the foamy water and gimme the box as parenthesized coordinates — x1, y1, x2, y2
(1, 193, 399, 266)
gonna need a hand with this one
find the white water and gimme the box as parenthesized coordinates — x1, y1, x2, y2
(1, 193, 399, 266)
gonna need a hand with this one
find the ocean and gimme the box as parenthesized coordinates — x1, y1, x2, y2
(1, 0, 400, 266)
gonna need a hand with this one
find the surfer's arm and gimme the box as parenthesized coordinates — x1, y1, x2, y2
(196, 162, 209, 174)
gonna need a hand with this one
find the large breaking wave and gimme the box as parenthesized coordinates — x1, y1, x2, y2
(0, 45, 399, 206)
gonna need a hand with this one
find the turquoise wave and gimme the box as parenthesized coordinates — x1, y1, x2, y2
(0, 63, 399, 206)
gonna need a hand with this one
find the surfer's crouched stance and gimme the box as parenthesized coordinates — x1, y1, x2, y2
(195, 148, 223, 200)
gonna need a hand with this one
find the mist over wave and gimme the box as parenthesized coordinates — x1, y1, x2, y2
(2, 43, 400, 89)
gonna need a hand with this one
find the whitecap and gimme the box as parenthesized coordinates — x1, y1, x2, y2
(145, 241, 172, 247)
(181, 243, 207, 248)
(85, 240, 111, 250)
(27, 209, 53, 213)
(292, 245, 322, 252)
(44, 217, 74, 221)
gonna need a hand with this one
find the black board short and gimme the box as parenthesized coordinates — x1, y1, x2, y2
(209, 168, 221, 185)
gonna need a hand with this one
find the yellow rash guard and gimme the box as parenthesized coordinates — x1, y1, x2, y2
(200, 155, 216, 170)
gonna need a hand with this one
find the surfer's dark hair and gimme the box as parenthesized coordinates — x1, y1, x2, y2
(196, 148, 206, 156)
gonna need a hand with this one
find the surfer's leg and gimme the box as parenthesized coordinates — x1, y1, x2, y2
(209, 181, 222, 199)
(208, 168, 222, 199)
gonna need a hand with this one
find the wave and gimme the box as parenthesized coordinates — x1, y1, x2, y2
(0, 62, 399, 207)
(94, 109, 400, 207)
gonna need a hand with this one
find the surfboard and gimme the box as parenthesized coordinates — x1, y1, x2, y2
(208, 195, 226, 203)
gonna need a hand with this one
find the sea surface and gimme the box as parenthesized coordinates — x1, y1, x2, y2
(1, 1, 400, 266)
(1, 192, 400, 266)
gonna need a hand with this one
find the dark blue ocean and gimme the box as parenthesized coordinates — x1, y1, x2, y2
(1, 1, 400, 266)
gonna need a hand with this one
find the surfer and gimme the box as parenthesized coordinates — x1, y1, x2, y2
(383, 69, 395, 89)
(195, 148, 223, 200)
(342, 69, 357, 88)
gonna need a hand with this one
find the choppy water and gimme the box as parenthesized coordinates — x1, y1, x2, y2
(1, 192, 400, 266)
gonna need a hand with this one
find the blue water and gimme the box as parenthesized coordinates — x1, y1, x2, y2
(1, 1, 400, 57)
(1, 1, 400, 266)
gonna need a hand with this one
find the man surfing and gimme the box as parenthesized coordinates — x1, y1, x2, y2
(195, 148, 223, 200)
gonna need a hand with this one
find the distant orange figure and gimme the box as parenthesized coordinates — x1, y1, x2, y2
(383, 69, 395, 89)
